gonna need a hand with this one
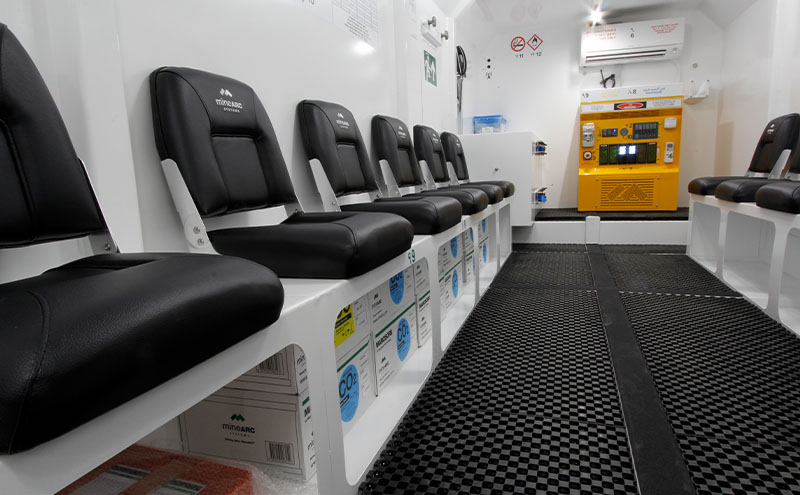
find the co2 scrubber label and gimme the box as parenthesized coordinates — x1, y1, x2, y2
(335, 337, 375, 433)
(339, 364, 360, 422)
(373, 303, 418, 393)
(390, 271, 404, 304)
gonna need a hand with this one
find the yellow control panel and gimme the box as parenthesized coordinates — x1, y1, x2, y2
(578, 84, 683, 211)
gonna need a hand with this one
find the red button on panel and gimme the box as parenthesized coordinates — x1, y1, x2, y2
(583, 151, 592, 160)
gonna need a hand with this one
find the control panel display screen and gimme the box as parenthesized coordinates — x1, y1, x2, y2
(599, 143, 659, 165)
(633, 122, 659, 140)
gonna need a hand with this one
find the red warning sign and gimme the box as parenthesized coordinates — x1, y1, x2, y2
(615, 101, 646, 110)
(510, 36, 526, 52)
(527, 34, 543, 51)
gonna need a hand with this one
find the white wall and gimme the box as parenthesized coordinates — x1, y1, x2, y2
(0, 0, 456, 263)
(455, 2, 724, 208)
(395, 0, 459, 132)
(713, 0, 778, 176)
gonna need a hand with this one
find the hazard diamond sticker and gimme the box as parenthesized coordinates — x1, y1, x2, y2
(527, 34, 543, 51)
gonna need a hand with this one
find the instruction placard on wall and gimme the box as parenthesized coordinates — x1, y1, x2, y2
(424, 50, 437, 86)
(296, 0, 379, 47)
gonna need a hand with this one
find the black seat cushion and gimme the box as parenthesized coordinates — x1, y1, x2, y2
(755, 181, 800, 214)
(688, 176, 744, 196)
(714, 178, 773, 202)
(208, 212, 414, 278)
(471, 180, 515, 197)
(458, 183, 503, 204)
(341, 196, 461, 235)
(0, 253, 283, 454)
(411, 188, 489, 214)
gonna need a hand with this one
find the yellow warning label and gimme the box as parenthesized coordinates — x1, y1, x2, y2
(334, 304, 356, 348)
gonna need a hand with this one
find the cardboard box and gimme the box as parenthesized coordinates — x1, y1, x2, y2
(413, 260, 432, 347)
(336, 336, 376, 434)
(334, 295, 371, 358)
(439, 260, 463, 320)
(58, 444, 256, 495)
(373, 303, 418, 393)
(369, 266, 415, 334)
(463, 228, 475, 286)
(479, 237, 490, 271)
(180, 388, 315, 481)
(437, 234, 463, 280)
(228, 344, 307, 395)
(479, 217, 489, 242)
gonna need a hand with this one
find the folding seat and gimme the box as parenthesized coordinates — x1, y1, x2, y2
(150, 68, 414, 278)
(714, 116, 800, 202)
(371, 114, 489, 215)
(0, 24, 284, 453)
(296, 100, 464, 233)
(414, 124, 504, 205)
(755, 150, 800, 214)
(440, 131, 515, 198)
(688, 113, 800, 196)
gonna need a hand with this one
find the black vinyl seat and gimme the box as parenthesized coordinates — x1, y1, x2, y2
(441, 131, 515, 198)
(714, 117, 800, 203)
(372, 115, 489, 215)
(689, 114, 800, 196)
(414, 124, 502, 205)
(0, 24, 283, 454)
(755, 181, 800, 214)
(296, 100, 463, 235)
(208, 211, 412, 278)
(150, 68, 414, 278)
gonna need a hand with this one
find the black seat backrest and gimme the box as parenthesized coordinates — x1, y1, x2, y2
(371, 115, 424, 188)
(413, 125, 450, 183)
(441, 132, 469, 181)
(297, 100, 379, 196)
(0, 24, 106, 248)
(748, 113, 800, 175)
(150, 67, 298, 218)
(786, 118, 800, 176)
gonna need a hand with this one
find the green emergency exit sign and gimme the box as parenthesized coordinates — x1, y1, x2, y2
(424, 50, 437, 86)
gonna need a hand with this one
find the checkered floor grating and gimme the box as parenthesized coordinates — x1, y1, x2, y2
(358, 244, 800, 494)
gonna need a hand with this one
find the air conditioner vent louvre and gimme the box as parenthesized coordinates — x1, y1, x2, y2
(585, 49, 668, 63)
(581, 18, 684, 67)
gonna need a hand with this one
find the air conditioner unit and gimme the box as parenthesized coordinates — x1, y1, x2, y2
(581, 18, 684, 67)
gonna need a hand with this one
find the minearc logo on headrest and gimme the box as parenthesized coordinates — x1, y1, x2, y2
(336, 111, 350, 130)
(216, 87, 243, 113)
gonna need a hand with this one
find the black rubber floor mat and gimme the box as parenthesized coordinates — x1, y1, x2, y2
(359, 288, 637, 494)
(492, 252, 593, 288)
(606, 253, 736, 295)
(360, 410, 636, 495)
(678, 434, 800, 494)
(601, 244, 686, 254)
(622, 292, 800, 494)
(536, 207, 689, 221)
(418, 288, 623, 426)
(512, 243, 587, 253)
